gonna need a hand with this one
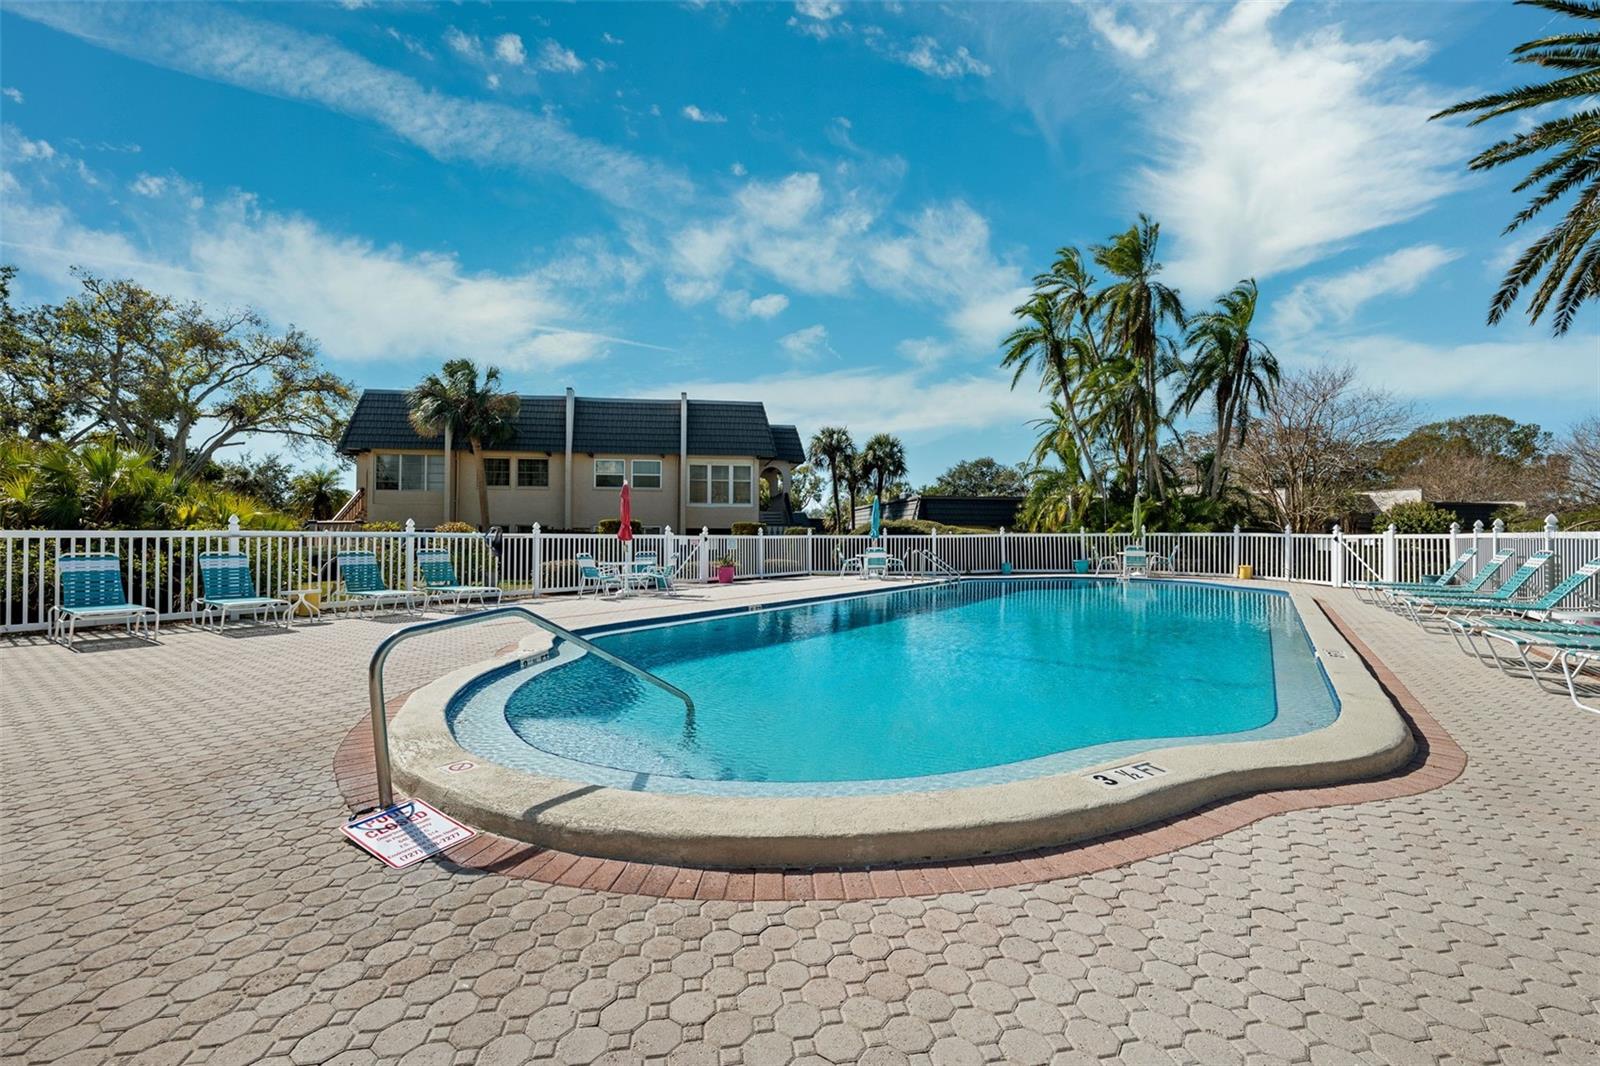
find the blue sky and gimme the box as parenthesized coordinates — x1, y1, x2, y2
(2, 0, 1596, 485)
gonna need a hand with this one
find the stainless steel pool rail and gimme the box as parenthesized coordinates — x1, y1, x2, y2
(366, 605, 697, 809)
(904, 549, 960, 583)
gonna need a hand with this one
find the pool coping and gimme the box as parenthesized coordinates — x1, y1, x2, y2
(379, 578, 1417, 868)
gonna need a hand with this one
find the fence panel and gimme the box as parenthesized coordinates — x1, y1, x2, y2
(10, 525, 1595, 635)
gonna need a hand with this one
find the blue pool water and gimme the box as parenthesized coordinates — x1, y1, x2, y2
(448, 579, 1339, 796)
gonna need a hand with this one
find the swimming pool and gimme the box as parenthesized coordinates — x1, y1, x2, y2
(447, 579, 1340, 797)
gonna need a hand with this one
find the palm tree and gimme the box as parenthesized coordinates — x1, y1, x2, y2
(1178, 279, 1280, 499)
(807, 426, 855, 532)
(1000, 287, 1102, 493)
(858, 433, 908, 502)
(1092, 215, 1185, 499)
(407, 360, 521, 531)
(1431, 0, 1599, 334)
(289, 467, 350, 521)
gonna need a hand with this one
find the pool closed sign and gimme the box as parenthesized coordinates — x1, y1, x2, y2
(342, 799, 476, 869)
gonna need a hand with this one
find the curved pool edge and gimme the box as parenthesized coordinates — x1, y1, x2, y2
(388, 583, 1415, 868)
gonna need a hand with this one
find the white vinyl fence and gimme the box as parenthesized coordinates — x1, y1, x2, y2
(4, 517, 1597, 635)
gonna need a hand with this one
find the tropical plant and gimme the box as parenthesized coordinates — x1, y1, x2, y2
(1177, 279, 1279, 499)
(1430, 0, 1599, 334)
(924, 457, 1028, 497)
(407, 359, 521, 531)
(1377, 500, 1459, 534)
(857, 433, 908, 502)
(288, 467, 351, 521)
(1091, 215, 1185, 499)
(807, 426, 856, 531)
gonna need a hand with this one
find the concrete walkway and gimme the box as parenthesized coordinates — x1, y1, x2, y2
(2, 580, 1596, 1064)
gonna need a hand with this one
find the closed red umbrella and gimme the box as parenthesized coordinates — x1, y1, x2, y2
(618, 482, 633, 544)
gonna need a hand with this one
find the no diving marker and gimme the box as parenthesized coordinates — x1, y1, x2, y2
(1086, 761, 1169, 788)
(342, 799, 476, 869)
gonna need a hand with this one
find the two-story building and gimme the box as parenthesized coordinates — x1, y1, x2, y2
(336, 387, 807, 533)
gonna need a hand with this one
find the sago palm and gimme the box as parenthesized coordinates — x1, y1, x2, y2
(1431, 0, 1600, 334)
(1178, 279, 1279, 499)
(408, 359, 521, 531)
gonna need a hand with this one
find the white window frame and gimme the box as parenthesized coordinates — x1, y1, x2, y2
(688, 462, 753, 506)
(375, 453, 444, 492)
(516, 457, 549, 489)
(630, 459, 663, 490)
(594, 459, 626, 489)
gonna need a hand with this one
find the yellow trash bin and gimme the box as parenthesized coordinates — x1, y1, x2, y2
(1236, 564, 1254, 580)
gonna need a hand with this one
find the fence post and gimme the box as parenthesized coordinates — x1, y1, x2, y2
(1231, 525, 1241, 577)
(999, 527, 1008, 575)
(228, 514, 241, 555)
(757, 527, 766, 578)
(531, 523, 543, 597)
(806, 527, 814, 575)
(1471, 519, 1484, 579)
(1544, 512, 1559, 551)
(1448, 521, 1461, 573)
(1330, 524, 1345, 588)
(1382, 523, 1397, 583)
(930, 527, 939, 566)
(1282, 524, 1294, 582)
(404, 518, 417, 591)
(1492, 517, 1504, 558)
(698, 527, 710, 584)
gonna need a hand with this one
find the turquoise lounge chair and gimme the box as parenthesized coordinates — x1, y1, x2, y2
(417, 548, 502, 610)
(1353, 547, 1477, 601)
(1400, 550, 1553, 623)
(195, 553, 292, 631)
(1479, 627, 1600, 713)
(49, 554, 159, 647)
(1361, 548, 1515, 607)
(335, 551, 422, 615)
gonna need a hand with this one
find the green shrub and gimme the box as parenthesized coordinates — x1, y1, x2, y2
(595, 518, 643, 534)
(730, 521, 762, 535)
(1376, 500, 1457, 534)
(359, 521, 403, 532)
(784, 525, 812, 535)
(433, 521, 476, 533)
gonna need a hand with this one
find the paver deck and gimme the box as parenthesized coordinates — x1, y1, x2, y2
(3, 579, 1597, 1065)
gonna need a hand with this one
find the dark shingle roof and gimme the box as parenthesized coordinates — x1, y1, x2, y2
(770, 425, 805, 464)
(338, 390, 564, 454)
(340, 389, 800, 461)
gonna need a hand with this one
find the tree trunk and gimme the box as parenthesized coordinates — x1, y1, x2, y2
(1210, 378, 1237, 500)
(830, 466, 843, 534)
(473, 436, 491, 531)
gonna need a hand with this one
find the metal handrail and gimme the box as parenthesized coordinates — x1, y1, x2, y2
(904, 549, 960, 581)
(366, 605, 696, 809)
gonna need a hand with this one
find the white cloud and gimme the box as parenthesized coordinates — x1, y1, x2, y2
(602, 32, 624, 45)
(11, 133, 55, 161)
(1286, 335, 1600, 402)
(779, 324, 832, 359)
(897, 36, 991, 79)
(386, 28, 433, 61)
(1080, 8, 1154, 59)
(716, 289, 790, 320)
(535, 40, 584, 73)
(1080, 3, 1472, 293)
(731, 162, 747, 177)
(0, 163, 642, 371)
(443, 26, 483, 62)
(2, 88, 23, 104)
(1272, 244, 1462, 336)
(493, 33, 526, 66)
(897, 337, 952, 365)
(129, 173, 168, 197)
(795, 0, 843, 20)
(682, 104, 726, 124)
(13, 4, 687, 214)
(673, 367, 1041, 440)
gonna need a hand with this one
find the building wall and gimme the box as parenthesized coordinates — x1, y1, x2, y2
(355, 449, 787, 532)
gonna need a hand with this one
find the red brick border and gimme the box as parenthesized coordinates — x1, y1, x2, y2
(333, 600, 1466, 898)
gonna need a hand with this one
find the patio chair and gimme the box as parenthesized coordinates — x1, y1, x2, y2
(48, 554, 160, 647)
(1352, 547, 1478, 602)
(194, 553, 292, 631)
(417, 548, 503, 610)
(625, 551, 674, 595)
(334, 551, 422, 616)
(862, 546, 906, 580)
(1398, 550, 1553, 624)
(576, 553, 624, 598)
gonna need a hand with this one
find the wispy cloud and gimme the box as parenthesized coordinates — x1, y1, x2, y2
(2, 88, 23, 104)
(681, 104, 727, 124)
(12, 3, 690, 214)
(717, 290, 789, 320)
(779, 323, 832, 359)
(534, 40, 584, 74)
(1272, 244, 1462, 336)
(895, 36, 991, 79)
(493, 33, 526, 66)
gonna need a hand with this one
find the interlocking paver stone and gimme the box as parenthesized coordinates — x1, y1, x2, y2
(2, 585, 1597, 1066)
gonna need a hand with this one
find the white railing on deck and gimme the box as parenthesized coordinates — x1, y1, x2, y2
(4, 517, 1598, 634)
